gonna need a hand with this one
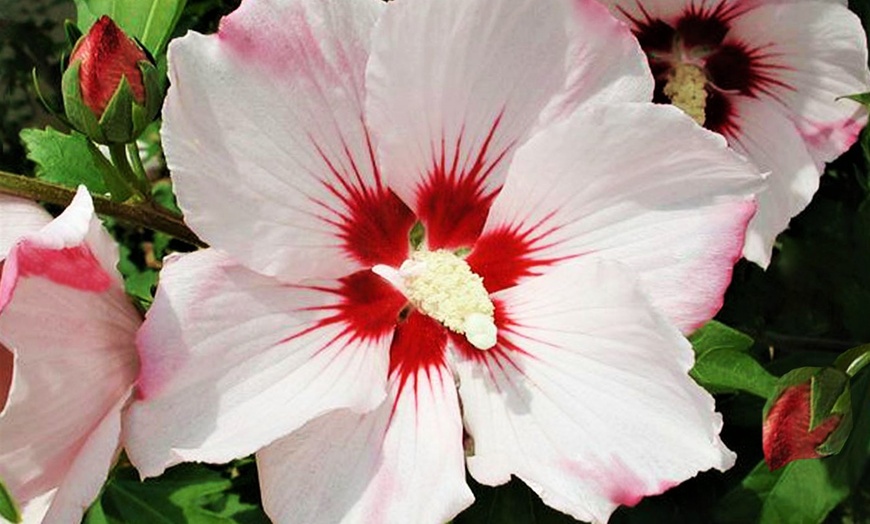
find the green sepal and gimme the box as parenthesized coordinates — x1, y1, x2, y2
(88, 141, 134, 202)
(61, 61, 107, 142)
(0, 478, 21, 523)
(97, 61, 163, 144)
(841, 91, 870, 107)
(140, 60, 164, 120)
(32, 67, 64, 116)
(64, 19, 83, 48)
(98, 77, 136, 143)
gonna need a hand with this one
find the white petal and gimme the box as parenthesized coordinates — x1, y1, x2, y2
(727, 1, 869, 166)
(0, 196, 50, 260)
(365, 0, 571, 248)
(479, 103, 761, 332)
(455, 259, 734, 524)
(164, 0, 411, 281)
(724, 97, 820, 267)
(537, 0, 654, 127)
(259, 341, 472, 523)
(125, 249, 396, 477)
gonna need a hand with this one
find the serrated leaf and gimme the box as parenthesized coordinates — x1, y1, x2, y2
(689, 321, 776, 397)
(715, 371, 870, 524)
(20, 127, 110, 195)
(0, 478, 21, 523)
(74, 0, 186, 56)
(690, 321, 754, 357)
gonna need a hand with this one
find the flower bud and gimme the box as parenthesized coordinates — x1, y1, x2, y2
(62, 16, 163, 144)
(762, 367, 853, 470)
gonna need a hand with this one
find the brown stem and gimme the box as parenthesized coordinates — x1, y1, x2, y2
(0, 170, 206, 248)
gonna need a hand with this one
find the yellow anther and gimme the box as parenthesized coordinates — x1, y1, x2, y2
(399, 249, 497, 350)
(663, 63, 708, 126)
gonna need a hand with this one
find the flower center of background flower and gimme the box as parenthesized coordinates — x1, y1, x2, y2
(663, 62, 707, 125)
(374, 249, 497, 350)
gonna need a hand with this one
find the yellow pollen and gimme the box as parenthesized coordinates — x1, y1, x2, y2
(400, 249, 496, 350)
(663, 63, 707, 126)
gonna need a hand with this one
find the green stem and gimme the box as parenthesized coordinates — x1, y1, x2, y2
(108, 143, 149, 198)
(0, 171, 205, 247)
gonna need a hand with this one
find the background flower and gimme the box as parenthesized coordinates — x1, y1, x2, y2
(600, 0, 870, 266)
(0, 188, 140, 524)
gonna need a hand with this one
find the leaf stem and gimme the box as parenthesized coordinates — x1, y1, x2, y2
(0, 171, 205, 247)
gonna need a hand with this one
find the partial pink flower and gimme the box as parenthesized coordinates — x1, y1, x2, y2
(0, 187, 140, 524)
(125, 0, 762, 522)
(599, 0, 870, 266)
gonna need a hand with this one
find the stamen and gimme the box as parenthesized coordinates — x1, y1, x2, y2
(663, 63, 707, 126)
(397, 249, 497, 350)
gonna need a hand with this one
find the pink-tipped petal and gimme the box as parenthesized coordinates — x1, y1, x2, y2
(259, 359, 472, 524)
(0, 189, 139, 523)
(455, 259, 734, 523)
(125, 249, 399, 477)
(724, 97, 820, 267)
(365, 0, 572, 249)
(164, 0, 416, 281)
(474, 103, 761, 332)
(0, 196, 51, 260)
(726, 1, 869, 166)
(538, 0, 654, 127)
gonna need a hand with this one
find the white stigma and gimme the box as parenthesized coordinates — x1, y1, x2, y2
(380, 249, 497, 350)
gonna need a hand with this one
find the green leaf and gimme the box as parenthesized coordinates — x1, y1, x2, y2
(74, 0, 187, 56)
(20, 127, 111, 195)
(715, 371, 870, 524)
(86, 464, 268, 524)
(0, 478, 21, 523)
(689, 321, 776, 398)
(117, 243, 157, 308)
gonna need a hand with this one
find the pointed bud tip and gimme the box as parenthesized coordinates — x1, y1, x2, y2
(68, 15, 148, 117)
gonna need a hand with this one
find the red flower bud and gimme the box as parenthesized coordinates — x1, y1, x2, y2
(763, 382, 841, 470)
(68, 16, 148, 117)
(762, 367, 852, 471)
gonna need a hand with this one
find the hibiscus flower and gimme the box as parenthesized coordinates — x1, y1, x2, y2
(124, 0, 763, 522)
(0, 188, 140, 524)
(598, 0, 870, 266)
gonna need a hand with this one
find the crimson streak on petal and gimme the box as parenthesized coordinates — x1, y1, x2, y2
(296, 270, 409, 348)
(467, 223, 569, 294)
(310, 129, 417, 269)
(415, 114, 511, 250)
(388, 311, 448, 403)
